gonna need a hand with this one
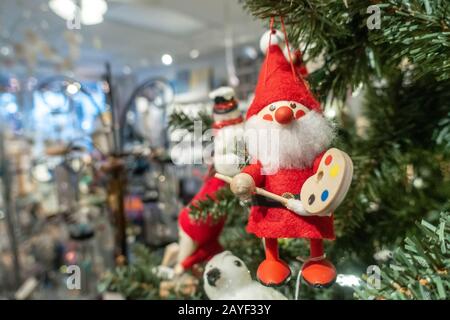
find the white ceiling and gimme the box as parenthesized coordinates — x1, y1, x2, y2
(0, 0, 265, 76)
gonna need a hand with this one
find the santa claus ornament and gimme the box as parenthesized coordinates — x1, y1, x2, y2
(218, 21, 353, 289)
(172, 87, 244, 275)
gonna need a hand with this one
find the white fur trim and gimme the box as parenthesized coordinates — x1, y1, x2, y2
(286, 199, 308, 215)
(286, 199, 332, 217)
(214, 154, 241, 176)
(209, 87, 235, 100)
(260, 29, 285, 55)
(260, 29, 299, 63)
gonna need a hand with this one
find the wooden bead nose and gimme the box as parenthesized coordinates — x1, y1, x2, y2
(274, 106, 294, 124)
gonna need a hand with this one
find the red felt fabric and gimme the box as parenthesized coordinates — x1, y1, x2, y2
(264, 238, 280, 260)
(310, 239, 324, 257)
(178, 176, 226, 269)
(242, 153, 335, 240)
(246, 45, 321, 120)
(180, 239, 223, 270)
(241, 161, 265, 187)
(178, 176, 226, 244)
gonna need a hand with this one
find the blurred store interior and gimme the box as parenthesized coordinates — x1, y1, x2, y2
(0, 0, 269, 299)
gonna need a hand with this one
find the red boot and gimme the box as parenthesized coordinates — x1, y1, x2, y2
(181, 239, 223, 270)
(256, 238, 291, 286)
(301, 239, 336, 288)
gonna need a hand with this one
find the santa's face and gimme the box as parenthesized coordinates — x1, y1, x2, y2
(245, 100, 334, 172)
(257, 100, 310, 125)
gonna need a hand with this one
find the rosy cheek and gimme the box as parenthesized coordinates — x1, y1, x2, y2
(263, 114, 274, 121)
(295, 110, 305, 119)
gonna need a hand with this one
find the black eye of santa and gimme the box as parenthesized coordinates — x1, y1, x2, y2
(290, 103, 296, 109)
(269, 105, 276, 111)
(234, 260, 242, 267)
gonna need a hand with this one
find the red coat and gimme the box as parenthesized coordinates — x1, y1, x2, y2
(242, 153, 335, 240)
(178, 175, 226, 269)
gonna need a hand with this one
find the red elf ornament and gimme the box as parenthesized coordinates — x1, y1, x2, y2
(230, 25, 341, 288)
(174, 87, 244, 274)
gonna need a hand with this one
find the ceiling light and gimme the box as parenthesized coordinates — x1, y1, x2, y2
(161, 54, 173, 66)
(81, 12, 104, 25)
(189, 49, 199, 59)
(49, 0, 77, 21)
(0, 46, 11, 56)
(66, 82, 80, 95)
(5, 102, 18, 114)
(81, 0, 107, 25)
(49, 0, 107, 26)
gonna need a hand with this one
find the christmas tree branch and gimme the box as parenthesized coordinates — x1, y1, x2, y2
(188, 186, 249, 223)
(243, 0, 450, 99)
(98, 244, 162, 300)
(168, 110, 213, 134)
(355, 212, 449, 300)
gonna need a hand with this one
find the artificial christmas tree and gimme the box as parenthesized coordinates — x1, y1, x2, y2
(98, 0, 450, 300)
(355, 212, 449, 300)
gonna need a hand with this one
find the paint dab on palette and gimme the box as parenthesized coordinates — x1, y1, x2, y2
(321, 190, 329, 201)
(325, 155, 332, 165)
(330, 165, 339, 177)
(308, 194, 315, 205)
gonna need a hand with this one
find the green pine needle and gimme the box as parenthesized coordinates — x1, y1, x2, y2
(355, 212, 450, 300)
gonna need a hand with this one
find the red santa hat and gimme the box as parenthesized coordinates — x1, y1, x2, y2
(246, 44, 321, 120)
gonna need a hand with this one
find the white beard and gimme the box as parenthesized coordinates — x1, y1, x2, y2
(245, 111, 335, 174)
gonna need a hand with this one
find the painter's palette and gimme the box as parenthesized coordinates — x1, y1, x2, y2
(300, 148, 353, 216)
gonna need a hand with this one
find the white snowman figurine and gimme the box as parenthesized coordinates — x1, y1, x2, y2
(204, 251, 287, 300)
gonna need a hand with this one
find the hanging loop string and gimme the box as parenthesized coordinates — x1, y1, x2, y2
(295, 269, 302, 300)
(269, 16, 275, 32)
(280, 16, 299, 82)
(264, 16, 299, 84)
(263, 17, 275, 84)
